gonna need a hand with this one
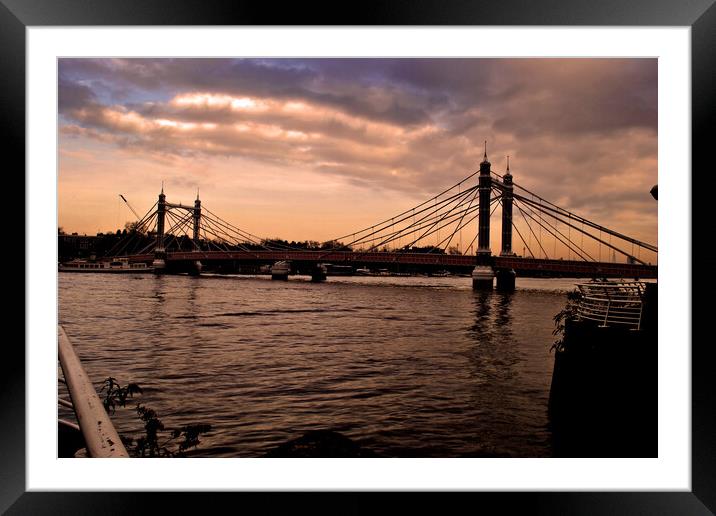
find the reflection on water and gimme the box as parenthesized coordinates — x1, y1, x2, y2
(59, 274, 572, 457)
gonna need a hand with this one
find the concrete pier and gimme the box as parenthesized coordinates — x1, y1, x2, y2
(495, 268, 516, 291)
(471, 265, 494, 289)
(188, 260, 203, 276)
(310, 265, 327, 282)
(152, 256, 166, 274)
(271, 261, 290, 280)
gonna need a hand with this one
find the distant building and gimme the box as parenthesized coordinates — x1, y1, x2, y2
(59, 234, 99, 261)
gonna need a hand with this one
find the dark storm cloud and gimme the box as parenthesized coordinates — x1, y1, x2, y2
(58, 76, 97, 112)
(59, 58, 435, 126)
(491, 61, 657, 137)
(58, 57, 657, 137)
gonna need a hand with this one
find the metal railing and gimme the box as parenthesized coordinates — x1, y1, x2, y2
(58, 326, 128, 457)
(575, 281, 646, 330)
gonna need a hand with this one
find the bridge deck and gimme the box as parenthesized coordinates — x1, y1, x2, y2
(127, 250, 657, 278)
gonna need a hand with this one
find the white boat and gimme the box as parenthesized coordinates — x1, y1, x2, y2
(355, 267, 372, 276)
(432, 270, 451, 277)
(59, 258, 152, 273)
(323, 264, 353, 276)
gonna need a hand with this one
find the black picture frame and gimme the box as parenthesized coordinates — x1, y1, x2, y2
(5, 0, 714, 513)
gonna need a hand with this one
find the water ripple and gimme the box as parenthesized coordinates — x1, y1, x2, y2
(59, 273, 571, 457)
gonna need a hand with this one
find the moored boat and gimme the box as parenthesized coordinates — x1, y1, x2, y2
(59, 258, 152, 273)
(323, 264, 354, 276)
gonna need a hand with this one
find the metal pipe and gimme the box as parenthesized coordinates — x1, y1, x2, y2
(59, 418, 81, 432)
(58, 326, 128, 458)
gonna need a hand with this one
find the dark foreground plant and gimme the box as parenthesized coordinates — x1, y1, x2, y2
(551, 288, 582, 352)
(100, 377, 211, 457)
(100, 377, 143, 414)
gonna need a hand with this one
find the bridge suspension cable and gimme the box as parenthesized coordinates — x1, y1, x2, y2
(324, 183, 479, 253)
(513, 198, 549, 260)
(512, 194, 653, 264)
(429, 195, 500, 254)
(105, 200, 159, 257)
(509, 210, 536, 259)
(500, 184, 595, 261)
(328, 170, 482, 247)
(326, 183, 485, 256)
(492, 170, 657, 254)
(512, 197, 594, 262)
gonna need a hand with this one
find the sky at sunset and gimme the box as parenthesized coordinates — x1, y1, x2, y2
(58, 58, 658, 260)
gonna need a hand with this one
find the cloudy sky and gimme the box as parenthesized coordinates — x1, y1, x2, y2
(58, 58, 657, 259)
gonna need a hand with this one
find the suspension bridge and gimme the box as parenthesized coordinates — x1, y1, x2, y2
(103, 146, 658, 290)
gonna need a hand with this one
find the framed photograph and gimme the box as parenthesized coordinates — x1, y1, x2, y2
(7, 0, 714, 513)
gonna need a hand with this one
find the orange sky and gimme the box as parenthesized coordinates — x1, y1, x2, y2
(58, 58, 657, 262)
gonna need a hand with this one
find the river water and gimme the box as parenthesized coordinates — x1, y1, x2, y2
(58, 272, 581, 457)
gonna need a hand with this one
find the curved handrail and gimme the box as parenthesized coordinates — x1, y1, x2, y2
(58, 326, 128, 458)
(575, 282, 646, 329)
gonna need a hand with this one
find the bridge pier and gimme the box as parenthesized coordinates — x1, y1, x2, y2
(310, 264, 327, 282)
(188, 260, 202, 276)
(472, 265, 494, 289)
(152, 255, 166, 274)
(271, 261, 290, 280)
(495, 268, 516, 291)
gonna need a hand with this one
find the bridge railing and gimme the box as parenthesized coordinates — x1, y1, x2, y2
(575, 281, 646, 330)
(58, 326, 128, 457)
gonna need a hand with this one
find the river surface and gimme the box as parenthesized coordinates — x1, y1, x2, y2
(58, 272, 582, 457)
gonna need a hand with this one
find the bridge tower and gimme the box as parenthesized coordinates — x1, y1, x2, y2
(473, 142, 495, 289)
(152, 186, 167, 273)
(500, 157, 514, 257)
(496, 156, 516, 291)
(189, 190, 203, 276)
(193, 190, 201, 246)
